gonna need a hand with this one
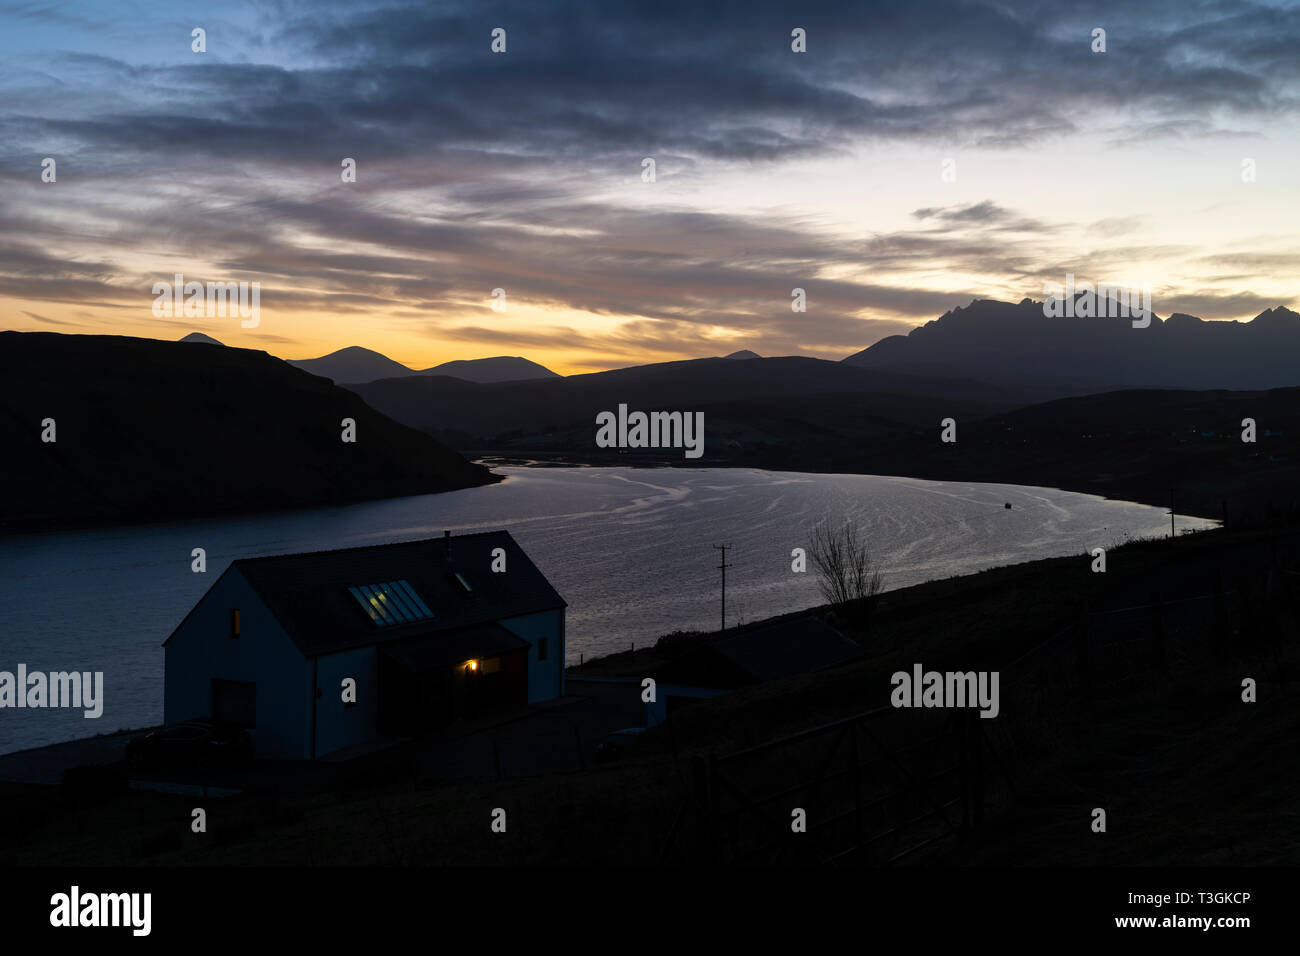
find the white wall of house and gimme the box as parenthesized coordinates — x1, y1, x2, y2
(500, 608, 566, 703)
(313, 646, 379, 757)
(163, 568, 312, 760)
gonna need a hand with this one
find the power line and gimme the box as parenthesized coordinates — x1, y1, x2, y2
(713, 544, 732, 632)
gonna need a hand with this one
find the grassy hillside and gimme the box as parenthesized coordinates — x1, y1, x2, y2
(353, 355, 1021, 459)
(359, 354, 1300, 521)
(819, 386, 1300, 522)
(0, 332, 495, 531)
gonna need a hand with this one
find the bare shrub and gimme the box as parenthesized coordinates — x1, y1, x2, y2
(808, 520, 883, 609)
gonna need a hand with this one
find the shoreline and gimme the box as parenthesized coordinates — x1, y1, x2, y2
(0, 458, 1222, 540)
(474, 452, 1225, 521)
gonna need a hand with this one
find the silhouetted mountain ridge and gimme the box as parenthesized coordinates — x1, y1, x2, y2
(844, 298, 1300, 394)
(178, 332, 224, 346)
(288, 347, 559, 384)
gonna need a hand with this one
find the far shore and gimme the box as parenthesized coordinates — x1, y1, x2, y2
(471, 451, 1225, 521)
(0, 456, 1218, 538)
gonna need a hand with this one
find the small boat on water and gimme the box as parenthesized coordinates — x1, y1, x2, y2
(1004, 502, 1012, 509)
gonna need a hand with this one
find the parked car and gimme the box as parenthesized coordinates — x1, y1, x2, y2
(125, 718, 253, 771)
(594, 727, 646, 764)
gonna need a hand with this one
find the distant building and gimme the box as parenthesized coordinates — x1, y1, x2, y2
(163, 531, 566, 760)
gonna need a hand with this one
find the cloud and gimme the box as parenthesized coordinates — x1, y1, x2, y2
(0, 0, 1297, 361)
(1155, 290, 1290, 320)
(1087, 217, 1144, 238)
(20, 310, 73, 325)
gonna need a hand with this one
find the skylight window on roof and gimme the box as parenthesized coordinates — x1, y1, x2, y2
(348, 579, 434, 626)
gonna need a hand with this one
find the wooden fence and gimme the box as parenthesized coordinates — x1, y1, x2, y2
(661, 543, 1300, 864)
(664, 704, 998, 864)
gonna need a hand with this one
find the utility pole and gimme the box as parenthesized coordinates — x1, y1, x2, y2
(713, 544, 732, 632)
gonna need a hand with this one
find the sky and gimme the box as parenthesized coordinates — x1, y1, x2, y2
(1, 0, 1298, 374)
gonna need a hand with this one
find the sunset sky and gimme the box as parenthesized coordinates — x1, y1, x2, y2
(2, 0, 1298, 374)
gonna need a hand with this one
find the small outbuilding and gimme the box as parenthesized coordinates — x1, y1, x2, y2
(656, 614, 862, 689)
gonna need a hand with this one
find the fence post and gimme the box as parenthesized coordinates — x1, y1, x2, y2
(970, 709, 984, 828)
(1214, 566, 1226, 658)
(852, 719, 864, 847)
(691, 754, 713, 863)
(957, 712, 971, 835)
(573, 725, 586, 771)
(707, 752, 722, 862)
(1077, 603, 1092, 700)
(1151, 590, 1167, 674)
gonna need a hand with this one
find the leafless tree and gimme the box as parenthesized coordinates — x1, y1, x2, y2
(808, 520, 884, 608)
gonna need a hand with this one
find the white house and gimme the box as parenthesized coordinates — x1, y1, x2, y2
(163, 530, 566, 760)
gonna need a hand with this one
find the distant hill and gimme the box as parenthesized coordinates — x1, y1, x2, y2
(722, 350, 761, 360)
(288, 346, 414, 384)
(349, 345, 1300, 522)
(0, 333, 493, 531)
(844, 298, 1300, 395)
(289, 348, 559, 385)
(352, 355, 1023, 462)
(179, 332, 224, 346)
(809, 383, 1300, 523)
(424, 356, 560, 384)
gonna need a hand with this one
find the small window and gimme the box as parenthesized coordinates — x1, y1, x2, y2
(229, 608, 241, 639)
(538, 637, 549, 662)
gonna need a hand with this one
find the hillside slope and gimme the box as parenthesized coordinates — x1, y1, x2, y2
(0, 332, 494, 530)
(352, 355, 1023, 457)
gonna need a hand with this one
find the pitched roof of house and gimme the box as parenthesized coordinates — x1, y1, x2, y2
(196, 530, 565, 657)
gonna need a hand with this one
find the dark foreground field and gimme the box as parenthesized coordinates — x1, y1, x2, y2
(3, 518, 1297, 866)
